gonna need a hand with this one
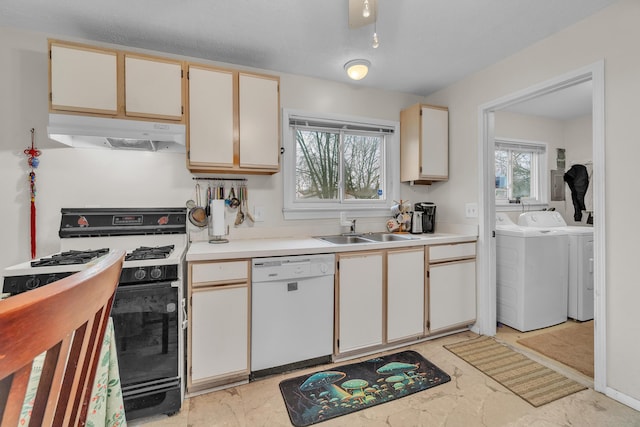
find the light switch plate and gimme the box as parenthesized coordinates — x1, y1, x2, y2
(465, 203, 478, 218)
(254, 206, 265, 222)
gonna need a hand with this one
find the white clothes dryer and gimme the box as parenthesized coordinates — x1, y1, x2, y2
(518, 211, 594, 321)
(495, 213, 569, 332)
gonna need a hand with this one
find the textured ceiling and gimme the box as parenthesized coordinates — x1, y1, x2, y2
(0, 0, 616, 98)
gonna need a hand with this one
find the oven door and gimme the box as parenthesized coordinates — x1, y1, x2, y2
(111, 281, 179, 385)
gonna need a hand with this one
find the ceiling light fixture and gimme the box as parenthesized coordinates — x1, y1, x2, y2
(362, 0, 370, 18)
(344, 59, 370, 80)
(372, 21, 379, 48)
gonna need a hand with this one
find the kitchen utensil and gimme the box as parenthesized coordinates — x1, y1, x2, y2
(188, 183, 207, 228)
(244, 186, 255, 223)
(234, 186, 245, 225)
(229, 186, 240, 208)
(234, 203, 245, 225)
(205, 183, 212, 216)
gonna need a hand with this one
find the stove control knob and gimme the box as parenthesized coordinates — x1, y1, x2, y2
(26, 277, 41, 289)
(46, 275, 58, 284)
(134, 268, 147, 281)
(150, 267, 163, 280)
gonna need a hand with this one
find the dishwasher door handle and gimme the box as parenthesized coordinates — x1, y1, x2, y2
(287, 282, 298, 292)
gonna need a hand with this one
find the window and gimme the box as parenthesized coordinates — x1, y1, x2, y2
(283, 109, 399, 219)
(495, 138, 547, 205)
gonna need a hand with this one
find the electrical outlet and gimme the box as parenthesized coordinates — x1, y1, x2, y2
(465, 202, 478, 218)
(254, 206, 265, 222)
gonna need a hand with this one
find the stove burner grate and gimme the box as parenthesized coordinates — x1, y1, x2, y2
(30, 248, 110, 267)
(125, 245, 175, 261)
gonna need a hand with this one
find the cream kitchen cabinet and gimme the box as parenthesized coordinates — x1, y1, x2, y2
(335, 251, 384, 355)
(49, 40, 118, 115)
(49, 39, 185, 122)
(124, 54, 184, 121)
(335, 247, 425, 356)
(387, 247, 425, 343)
(187, 64, 280, 174)
(187, 260, 250, 393)
(427, 242, 476, 334)
(400, 103, 449, 184)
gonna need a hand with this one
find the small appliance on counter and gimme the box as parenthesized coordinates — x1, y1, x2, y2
(414, 202, 436, 233)
(410, 211, 423, 234)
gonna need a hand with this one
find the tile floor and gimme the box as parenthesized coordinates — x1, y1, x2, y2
(131, 327, 640, 427)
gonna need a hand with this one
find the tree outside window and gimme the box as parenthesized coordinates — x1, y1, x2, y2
(295, 128, 384, 202)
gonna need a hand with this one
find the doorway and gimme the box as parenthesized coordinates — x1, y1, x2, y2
(476, 61, 606, 392)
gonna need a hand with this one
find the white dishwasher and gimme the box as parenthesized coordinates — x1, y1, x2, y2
(251, 254, 335, 377)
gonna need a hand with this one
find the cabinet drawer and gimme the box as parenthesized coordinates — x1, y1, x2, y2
(191, 260, 248, 285)
(429, 242, 476, 262)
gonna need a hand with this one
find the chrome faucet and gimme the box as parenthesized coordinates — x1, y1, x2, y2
(350, 219, 357, 234)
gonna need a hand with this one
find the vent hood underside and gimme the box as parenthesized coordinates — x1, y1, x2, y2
(47, 114, 186, 153)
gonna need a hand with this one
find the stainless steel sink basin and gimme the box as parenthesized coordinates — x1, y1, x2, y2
(315, 233, 417, 244)
(363, 233, 416, 242)
(316, 235, 372, 244)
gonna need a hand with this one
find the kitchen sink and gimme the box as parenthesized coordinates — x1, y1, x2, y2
(316, 235, 372, 244)
(362, 233, 417, 242)
(316, 233, 417, 245)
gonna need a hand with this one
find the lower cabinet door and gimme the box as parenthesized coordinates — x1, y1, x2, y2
(336, 252, 384, 354)
(387, 248, 425, 342)
(429, 259, 476, 333)
(190, 284, 249, 384)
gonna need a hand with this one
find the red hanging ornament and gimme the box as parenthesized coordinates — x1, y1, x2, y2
(24, 128, 41, 259)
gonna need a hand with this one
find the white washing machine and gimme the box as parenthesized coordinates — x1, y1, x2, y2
(518, 211, 594, 321)
(495, 213, 569, 332)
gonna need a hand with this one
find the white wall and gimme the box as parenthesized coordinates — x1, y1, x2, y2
(560, 115, 594, 226)
(0, 26, 424, 270)
(494, 110, 594, 226)
(423, 0, 640, 403)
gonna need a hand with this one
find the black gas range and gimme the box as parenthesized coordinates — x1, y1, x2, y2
(1, 207, 189, 421)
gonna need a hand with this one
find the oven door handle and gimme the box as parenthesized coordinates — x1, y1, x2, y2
(181, 297, 188, 330)
(116, 281, 174, 291)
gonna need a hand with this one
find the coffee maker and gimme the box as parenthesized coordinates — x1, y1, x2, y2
(414, 202, 436, 233)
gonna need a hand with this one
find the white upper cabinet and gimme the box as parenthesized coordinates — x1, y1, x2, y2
(400, 103, 449, 184)
(187, 65, 235, 168)
(49, 42, 118, 115)
(238, 73, 280, 170)
(48, 39, 185, 123)
(124, 54, 183, 120)
(187, 65, 280, 174)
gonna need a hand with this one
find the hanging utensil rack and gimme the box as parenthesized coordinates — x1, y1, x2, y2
(192, 177, 247, 182)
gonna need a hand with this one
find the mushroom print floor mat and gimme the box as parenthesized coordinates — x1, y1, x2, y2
(278, 350, 450, 426)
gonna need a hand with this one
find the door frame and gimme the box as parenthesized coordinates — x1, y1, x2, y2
(476, 61, 606, 392)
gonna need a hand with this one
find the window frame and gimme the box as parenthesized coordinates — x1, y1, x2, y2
(282, 108, 400, 220)
(494, 137, 549, 209)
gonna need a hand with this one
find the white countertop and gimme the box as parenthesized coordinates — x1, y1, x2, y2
(186, 233, 478, 261)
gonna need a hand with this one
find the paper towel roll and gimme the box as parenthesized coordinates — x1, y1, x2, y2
(209, 200, 226, 236)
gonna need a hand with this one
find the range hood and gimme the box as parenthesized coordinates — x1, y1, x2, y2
(48, 113, 186, 153)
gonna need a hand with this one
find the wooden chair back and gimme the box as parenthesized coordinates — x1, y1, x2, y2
(0, 250, 125, 426)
